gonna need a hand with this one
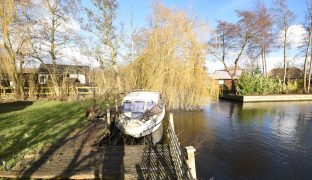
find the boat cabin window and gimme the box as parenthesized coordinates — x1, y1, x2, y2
(132, 101, 145, 112)
(146, 101, 155, 110)
(123, 101, 132, 112)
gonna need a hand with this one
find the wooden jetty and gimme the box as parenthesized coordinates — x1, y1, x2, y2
(0, 113, 196, 179)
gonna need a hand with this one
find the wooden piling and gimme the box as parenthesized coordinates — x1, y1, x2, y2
(169, 113, 174, 132)
(115, 99, 118, 112)
(107, 108, 111, 125)
(185, 146, 197, 179)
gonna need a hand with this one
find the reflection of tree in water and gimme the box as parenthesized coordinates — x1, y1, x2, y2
(237, 104, 279, 123)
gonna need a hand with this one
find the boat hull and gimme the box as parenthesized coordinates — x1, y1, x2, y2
(116, 108, 165, 138)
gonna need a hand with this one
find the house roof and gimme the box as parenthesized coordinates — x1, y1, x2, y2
(212, 70, 243, 80)
(38, 63, 90, 74)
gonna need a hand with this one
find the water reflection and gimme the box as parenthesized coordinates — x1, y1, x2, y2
(174, 100, 312, 179)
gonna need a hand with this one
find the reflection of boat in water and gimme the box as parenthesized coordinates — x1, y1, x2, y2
(116, 91, 165, 138)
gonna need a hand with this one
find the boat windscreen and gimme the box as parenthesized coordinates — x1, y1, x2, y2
(146, 101, 155, 110)
(123, 101, 132, 112)
(132, 101, 145, 112)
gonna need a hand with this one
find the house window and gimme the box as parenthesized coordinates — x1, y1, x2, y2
(77, 74, 86, 84)
(218, 80, 224, 85)
(39, 74, 47, 84)
(69, 74, 86, 84)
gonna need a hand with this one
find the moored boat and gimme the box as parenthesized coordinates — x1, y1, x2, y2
(116, 91, 165, 138)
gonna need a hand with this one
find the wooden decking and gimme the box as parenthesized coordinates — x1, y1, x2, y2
(0, 145, 176, 179)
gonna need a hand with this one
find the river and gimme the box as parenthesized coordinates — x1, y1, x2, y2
(173, 100, 312, 179)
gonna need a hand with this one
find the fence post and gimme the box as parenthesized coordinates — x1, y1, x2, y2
(115, 99, 118, 112)
(169, 112, 174, 132)
(185, 146, 197, 179)
(106, 103, 111, 125)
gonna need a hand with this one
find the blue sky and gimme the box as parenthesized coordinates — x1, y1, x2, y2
(113, 0, 308, 72)
(79, 0, 308, 73)
(117, 0, 306, 32)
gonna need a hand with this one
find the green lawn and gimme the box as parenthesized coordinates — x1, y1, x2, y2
(0, 100, 102, 170)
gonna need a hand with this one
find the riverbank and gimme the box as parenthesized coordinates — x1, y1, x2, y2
(0, 100, 100, 170)
(221, 94, 312, 102)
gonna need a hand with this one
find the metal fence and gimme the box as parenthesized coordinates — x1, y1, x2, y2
(167, 122, 194, 180)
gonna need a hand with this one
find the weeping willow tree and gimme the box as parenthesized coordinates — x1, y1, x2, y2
(125, 3, 219, 110)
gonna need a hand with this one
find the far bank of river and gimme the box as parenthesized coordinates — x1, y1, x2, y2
(221, 94, 312, 102)
(174, 100, 312, 179)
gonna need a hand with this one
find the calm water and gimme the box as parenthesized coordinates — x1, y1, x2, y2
(174, 100, 312, 179)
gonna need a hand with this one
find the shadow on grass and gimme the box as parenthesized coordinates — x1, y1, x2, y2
(0, 101, 33, 114)
(0, 101, 89, 168)
(0, 101, 175, 179)
(0, 100, 126, 179)
(16, 119, 125, 179)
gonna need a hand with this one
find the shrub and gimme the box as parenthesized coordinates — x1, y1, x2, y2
(236, 73, 282, 95)
(284, 80, 298, 94)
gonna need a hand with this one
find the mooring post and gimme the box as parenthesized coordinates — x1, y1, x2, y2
(106, 103, 111, 125)
(169, 113, 174, 132)
(115, 99, 118, 112)
(185, 146, 197, 179)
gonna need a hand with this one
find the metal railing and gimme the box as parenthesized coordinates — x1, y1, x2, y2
(167, 121, 194, 180)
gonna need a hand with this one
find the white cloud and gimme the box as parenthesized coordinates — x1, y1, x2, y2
(65, 16, 81, 32)
(278, 24, 306, 48)
(266, 55, 304, 70)
(206, 60, 225, 73)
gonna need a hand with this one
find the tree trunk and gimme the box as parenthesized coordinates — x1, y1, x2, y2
(12, 65, 23, 100)
(18, 58, 25, 99)
(112, 61, 121, 92)
(308, 50, 312, 93)
(263, 46, 267, 77)
(303, 52, 309, 93)
(112, 49, 121, 92)
(303, 39, 311, 93)
(100, 65, 107, 94)
(50, 10, 61, 99)
(261, 49, 265, 75)
(282, 29, 287, 89)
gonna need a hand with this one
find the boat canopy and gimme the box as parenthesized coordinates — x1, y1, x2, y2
(122, 91, 160, 103)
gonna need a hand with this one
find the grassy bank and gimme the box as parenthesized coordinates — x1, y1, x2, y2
(0, 100, 102, 170)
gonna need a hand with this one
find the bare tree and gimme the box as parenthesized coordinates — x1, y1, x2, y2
(210, 10, 258, 80)
(301, 0, 312, 93)
(250, 1, 273, 77)
(29, 0, 80, 98)
(84, 0, 122, 94)
(272, 0, 296, 88)
(0, 0, 32, 100)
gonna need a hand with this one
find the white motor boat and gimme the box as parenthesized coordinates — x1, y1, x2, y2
(116, 91, 165, 138)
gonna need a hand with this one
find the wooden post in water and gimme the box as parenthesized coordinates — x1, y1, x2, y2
(169, 113, 174, 132)
(185, 146, 197, 179)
